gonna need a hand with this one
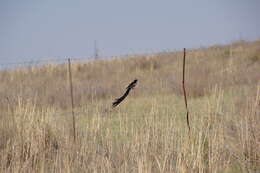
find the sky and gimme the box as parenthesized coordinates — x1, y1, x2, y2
(0, 0, 260, 64)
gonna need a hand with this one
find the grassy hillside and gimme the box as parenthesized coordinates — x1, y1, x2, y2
(0, 40, 259, 172)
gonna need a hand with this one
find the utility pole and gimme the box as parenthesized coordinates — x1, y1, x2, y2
(94, 40, 99, 60)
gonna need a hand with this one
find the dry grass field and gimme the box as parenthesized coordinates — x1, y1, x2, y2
(0, 40, 259, 172)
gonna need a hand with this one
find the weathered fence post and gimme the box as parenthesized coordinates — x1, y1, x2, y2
(68, 58, 76, 143)
(182, 48, 191, 132)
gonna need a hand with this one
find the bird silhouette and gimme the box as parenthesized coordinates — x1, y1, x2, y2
(112, 79, 138, 107)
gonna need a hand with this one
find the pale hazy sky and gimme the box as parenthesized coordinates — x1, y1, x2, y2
(0, 0, 259, 63)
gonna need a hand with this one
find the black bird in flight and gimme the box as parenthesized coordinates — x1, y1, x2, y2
(112, 79, 138, 107)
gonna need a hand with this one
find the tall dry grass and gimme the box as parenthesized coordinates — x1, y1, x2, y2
(0, 40, 259, 172)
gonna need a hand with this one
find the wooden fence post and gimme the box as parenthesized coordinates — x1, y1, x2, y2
(68, 58, 76, 143)
(182, 48, 191, 132)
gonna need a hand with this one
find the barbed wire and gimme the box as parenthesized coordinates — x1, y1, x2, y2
(0, 48, 178, 69)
